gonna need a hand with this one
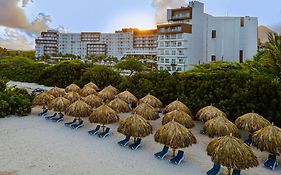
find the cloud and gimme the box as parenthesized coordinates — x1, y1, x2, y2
(0, 28, 34, 50)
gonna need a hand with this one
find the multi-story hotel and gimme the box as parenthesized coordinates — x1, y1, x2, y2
(35, 1, 258, 71)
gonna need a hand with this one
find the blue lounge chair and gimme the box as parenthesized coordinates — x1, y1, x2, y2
(154, 146, 169, 159)
(244, 134, 252, 146)
(51, 114, 64, 122)
(129, 138, 142, 150)
(118, 136, 131, 146)
(45, 113, 57, 120)
(170, 150, 184, 165)
(232, 169, 241, 175)
(64, 118, 77, 126)
(38, 109, 48, 116)
(70, 120, 84, 129)
(264, 154, 278, 170)
(98, 127, 111, 138)
(207, 164, 221, 175)
(88, 125, 101, 135)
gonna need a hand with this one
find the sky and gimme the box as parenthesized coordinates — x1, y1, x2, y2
(0, 0, 281, 50)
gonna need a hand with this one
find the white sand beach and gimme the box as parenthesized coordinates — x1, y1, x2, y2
(0, 81, 280, 175)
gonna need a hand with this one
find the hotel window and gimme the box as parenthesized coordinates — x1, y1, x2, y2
(161, 58, 164, 63)
(211, 55, 216, 61)
(172, 50, 176, 55)
(177, 67, 182, 71)
(160, 66, 163, 71)
(239, 50, 244, 63)
(167, 66, 171, 71)
(178, 42, 182, 47)
(172, 59, 176, 64)
(165, 59, 169, 63)
(240, 17, 244, 27)
(212, 30, 216, 39)
(179, 59, 183, 64)
(165, 50, 169, 55)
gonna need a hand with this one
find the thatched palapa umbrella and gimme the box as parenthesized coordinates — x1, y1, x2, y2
(154, 121, 197, 156)
(66, 100, 92, 121)
(32, 92, 54, 110)
(163, 99, 192, 116)
(48, 97, 71, 113)
(48, 87, 66, 98)
(203, 116, 240, 138)
(83, 82, 99, 91)
(103, 85, 118, 94)
(252, 124, 281, 155)
(79, 86, 97, 97)
(162, 110, 194, 129)
(117, 90, 138, 104)
(65, 83, 80, 93)
(98, 88, 116, 101)
(83, 94, 103, 108)
(235, 112, 271, 133)
(89, 104, 119, 130)
(139, 94, 162, 108)
(207, 134, 259, 175)
(132, 103, 159, 120)
(118, 114, 152, 139)
(108, 98, 130, 113)
(196, 105, 226, 122)
(64, 91, 81, 103)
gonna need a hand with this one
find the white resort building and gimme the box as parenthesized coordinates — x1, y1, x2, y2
(35, 1, 258, 71)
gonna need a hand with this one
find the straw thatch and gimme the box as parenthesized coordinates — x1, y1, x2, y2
(98, 88, 116, 101)
(48, 87, 66, 98)
(139, 94, 162, 108)
(89, 104, 119, 125)
(65, 84, 80, 93)
(117, 114, 152, 138)
(203, 116, 240, 138)
(64, 92, 81, 102)
(108, 98, 130, 113)
(66, 100, 92, 118)
(117, 90, 138, 104)
(83, 82, 99, 91)
(252, 125, 281, 155)
(162, 110, 194, 129)
(132, 103, 159, 120)
(163, 100, 192, 116)
(235, 112, 271, 133)
(103, 85, 118, 94)
(83, 94, 103, 108)
(32, 92, 54, 106)
(196, 105, 226, 122)
(154, 121, 197, 149)
(79, 86, 97, 97)
(207, 135, 259, 170)
(48, 97, 71, 112)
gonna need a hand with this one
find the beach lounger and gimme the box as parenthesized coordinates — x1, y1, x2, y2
(118, 136, 131, 146)
(154, 146, 169, 159)
(170, 150, 184, 165)
(64, 118, 77, 126)
(232, 169, 241, 175)
(244, 134, 252, 146)
(70, 120, 84, 129)
(45, 113, 57, 120)
(98, 127, 110, 138)
(38, 109, 48, 116)
(206, 164, 221, 175)
(264, 154, 278, 170)
(88, 125, 101, 135)
(129, 138, 142, 150)
(51, 114, 64, 122)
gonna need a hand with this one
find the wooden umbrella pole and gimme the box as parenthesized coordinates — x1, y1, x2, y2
(102, 124, 105, 132)
(228, 167, 231, 175)
(172, 148, 176, 157)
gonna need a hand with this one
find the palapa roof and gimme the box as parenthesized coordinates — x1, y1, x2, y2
(207, 135, 259, 170)
(163, 100, 192, 116)
(65, 83, 81, 93)
(139, 94, 162, 108)
(66, 100, 92, 118)
(48, 97, 71, 112)
(32, 92, 54, 106)
(252, 124, 281, 155)
(235, 112, 271, 133)
(79, 86, 97, 97)
(132, 103, 159, 120)
(117, 90, 138, 104)
(203, 116, 240, 138)
(89, 104, 119, 125)
(154, 121, 197, 149)
(196, 105, 226, 122)
(98, 88, 116, 101)
(103, 85, 118, 94)
(64, 91, 81, 102)
(83, 94, 103, 108)
(162, 110, 194, 129)
(117, 114, 152, 138)
(83, 82, 99, 91)
(48, 87, 66, 98)
(108, 98, 130, 113)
